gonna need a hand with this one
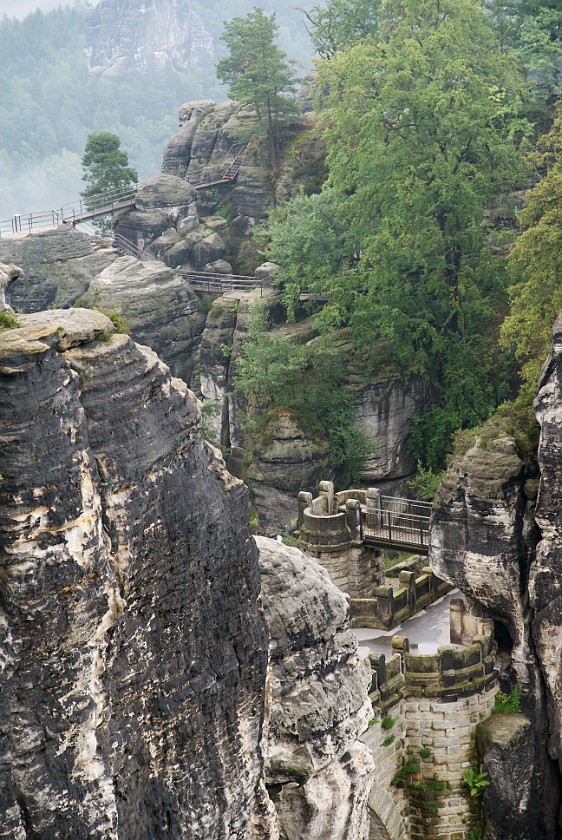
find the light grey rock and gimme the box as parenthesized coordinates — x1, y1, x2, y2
(86, 0, 214, 76)
(357, 377, 425, 482)
(0, 309, 277, 839)
(257, 536, 374, 840)
(83, 256, 205, 383)
(0, 262, 22, 311)
(1, 229, 115, 313)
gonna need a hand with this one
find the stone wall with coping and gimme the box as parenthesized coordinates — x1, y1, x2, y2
(350, 568, 452, 630)
(361, 629, 498, 840)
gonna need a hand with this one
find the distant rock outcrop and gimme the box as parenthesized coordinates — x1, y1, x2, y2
(86, 0, 214, 75)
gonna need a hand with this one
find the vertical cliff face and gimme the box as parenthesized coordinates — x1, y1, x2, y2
(257, 537, 374, 840)
(532, 316, 562, 771)
(429, 393, 561, 836)
(86, 0, 214, 75)
(0, 309, 275, 839)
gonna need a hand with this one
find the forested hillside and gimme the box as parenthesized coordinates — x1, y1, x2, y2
(233, 0, 562, 484)
(0, 0, 316, 219)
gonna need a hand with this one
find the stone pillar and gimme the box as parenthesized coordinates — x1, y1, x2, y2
(346, 498, 363, 542)
(297, 491, 312, 531)
(366, 487, 382, 529)
(319, 480, 335, 513)
(399, 570, 416, 616)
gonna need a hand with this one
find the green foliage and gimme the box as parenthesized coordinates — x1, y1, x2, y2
(233, 302, 372, 484)
(261, 0, 530, 470)
(0, 312, 21, 330)
(80, 131, 137, 235)
(469, 827, 484, 840)
(501, 100, 562, 401)
(305, 0, 382, 57)
(216, 7, 300, 167)
(492, 684, 522, 715)
(419, 747, 433, 760)
(382, 734, 396, 746)
(384, 551, 412, 571)
(106, 309, 131, 335)
(81, 131, 137, 202)
(381, 715, 396, 730)
(368, 716, 380, 727)
(391, 758, 420, 787)
(462, 769, 490, 797)
(263, 187, 357, 321)
(408, 462, 443, 502)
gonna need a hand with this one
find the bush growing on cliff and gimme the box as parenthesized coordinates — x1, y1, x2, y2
(234, 302, 371, 484)
(0, 312, 21, 330)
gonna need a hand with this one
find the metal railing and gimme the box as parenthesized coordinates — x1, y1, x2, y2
(362, 495, 432, 553)
(0, 185, 139, 237)
(176, 267, 261, 295)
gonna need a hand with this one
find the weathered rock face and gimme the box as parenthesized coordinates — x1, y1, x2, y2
(532, 315, 562, 773)
(0, 262, 22, 310)
(160, 100, 274, 229)
(429, 408, 560, 835)
(257, 536, 374, 840)
(430, 419, 532, 675)
(0, 228, 115, 313)
(81, 255, 205, 384)
(234, 409, 331, 532)
(0, 309, 276, 839)
(357, 377, 425, 484)
(477, 714, 544, 840)
(2, 231, 206, 387)
(86, 0, 214, 76)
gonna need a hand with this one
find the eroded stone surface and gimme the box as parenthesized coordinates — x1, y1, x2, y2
(533, 315, 562, 772)
(257, 536, 374, 840)
(0, 310, 276, 839)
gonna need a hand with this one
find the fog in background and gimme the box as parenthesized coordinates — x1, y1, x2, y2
(0, 1, 96, 18)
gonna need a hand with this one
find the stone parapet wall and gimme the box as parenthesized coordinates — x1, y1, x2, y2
(350, 568, 452, 631)
(363, 631, 498, 840)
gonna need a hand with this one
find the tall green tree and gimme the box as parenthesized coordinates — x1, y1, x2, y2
(265, 0, 528, 468)
(216, 7, 300, 168)
(304, 0, 383, 57)
(80, 131, 138, 208)
(500, 99, 562, 399)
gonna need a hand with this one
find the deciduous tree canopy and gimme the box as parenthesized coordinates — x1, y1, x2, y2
(263, 0, 529, 468)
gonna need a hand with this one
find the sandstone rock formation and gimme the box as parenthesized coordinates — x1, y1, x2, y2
(357, 377, 425, 485)
(86, 0, 214, 76)
(2, 230, 206, 387)
(532, 315, 562, 777)
(81, 255, 205, 384)
(0, 228, 115, 313)
(257, 536, 374, 840)
(0, 262, 22, 311)
(430, 406, 560, 835)
(0, 308, 276, 839)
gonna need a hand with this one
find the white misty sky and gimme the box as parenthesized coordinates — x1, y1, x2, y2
(0, 0, 100, 19)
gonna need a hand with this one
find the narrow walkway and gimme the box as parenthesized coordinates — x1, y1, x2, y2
(354, 590, 460, 658)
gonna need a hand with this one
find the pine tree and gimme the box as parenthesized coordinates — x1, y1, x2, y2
(81, 131, 138, 209)
(216, 8, 300, 168)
